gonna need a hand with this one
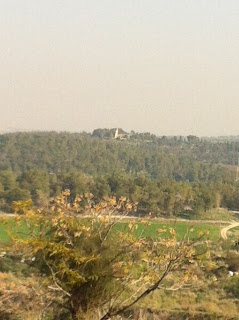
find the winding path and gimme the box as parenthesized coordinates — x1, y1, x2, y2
(221, 221, 239, 240)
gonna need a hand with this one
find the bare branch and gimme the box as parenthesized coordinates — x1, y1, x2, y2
(100, 259, 174, 320)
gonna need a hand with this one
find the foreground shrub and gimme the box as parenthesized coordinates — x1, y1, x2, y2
(1, 191, 210, 320)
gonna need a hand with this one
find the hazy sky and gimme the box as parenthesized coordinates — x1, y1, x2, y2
(1, 1, 239, 136)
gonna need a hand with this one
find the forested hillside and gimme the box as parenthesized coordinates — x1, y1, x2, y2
(0, 130, 239, 216)
(0, 131, 235, 180)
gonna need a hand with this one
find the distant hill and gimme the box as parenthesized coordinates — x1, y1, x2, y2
(0, 130, 239, 215)
(0, 130, 234, 183)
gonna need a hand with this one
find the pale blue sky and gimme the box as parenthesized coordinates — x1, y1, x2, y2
(1, 1, 239, 136)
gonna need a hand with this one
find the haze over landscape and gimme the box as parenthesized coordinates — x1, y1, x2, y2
(3, 3, 239, 319)
(1, 0, 239, 136)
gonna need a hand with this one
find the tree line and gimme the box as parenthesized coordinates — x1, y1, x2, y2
(0, 131, 234, 181)
(0, 131, 239, 215)
(1, 168, 239, 216)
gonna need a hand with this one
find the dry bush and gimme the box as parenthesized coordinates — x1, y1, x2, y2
(225, 251, 239, 272)
(0, 272, 48, 320)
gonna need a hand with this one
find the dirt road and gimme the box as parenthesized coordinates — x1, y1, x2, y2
(221, 221, 239, 240)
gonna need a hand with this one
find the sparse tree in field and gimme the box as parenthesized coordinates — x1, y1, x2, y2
(4, 191, 209, 320)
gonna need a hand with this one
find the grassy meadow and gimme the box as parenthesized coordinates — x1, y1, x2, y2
(115, 220, 221, 241)
(0, 216, 222, 243)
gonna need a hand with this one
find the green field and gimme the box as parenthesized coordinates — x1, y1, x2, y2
(115, 220, 221, 241)
(0, 217, 222, 243)
(0, 218, 30, 243)
(0, 223, 9, 242)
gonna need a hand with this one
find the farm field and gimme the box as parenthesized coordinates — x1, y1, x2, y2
(115, 220, 221, 241)
(0, 221, 11, 242)
(0, 218, 29, 243)
(0, 216, 222, 243)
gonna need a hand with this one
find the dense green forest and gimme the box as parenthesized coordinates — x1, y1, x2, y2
(0, 130, 239, 215)
(2, 130, 239, 320)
